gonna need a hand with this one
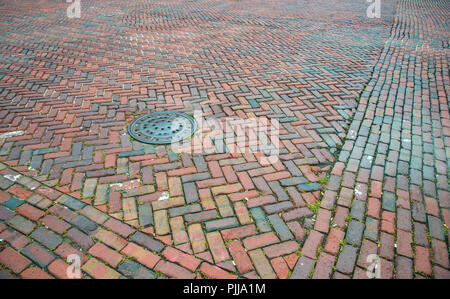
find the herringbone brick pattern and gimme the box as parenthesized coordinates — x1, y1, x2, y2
(0, 0, 448, 279)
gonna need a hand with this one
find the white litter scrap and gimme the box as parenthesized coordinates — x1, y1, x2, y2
(109, 179, 141, 190)
(110, 182, 124, 188)
(158, 191, 170, 201)
(0, 131, 25, 139)
(348, 130, 357, 139)
(3, 174, 21, 182)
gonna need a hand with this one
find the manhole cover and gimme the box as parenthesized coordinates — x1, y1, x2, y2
(128, 111, 196, 145)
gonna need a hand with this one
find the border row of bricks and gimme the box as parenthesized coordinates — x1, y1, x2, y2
(289, 0, 450, 279)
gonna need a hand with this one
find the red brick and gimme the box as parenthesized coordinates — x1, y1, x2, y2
(108, 191, 121, 213)
(381, 211, 395, 234)
(168, 166, 197, 177)
(331, 162, 345, 176)
(0, 190, 10, 204)
(94, 229, 128, 251)
(414, 246, 432, 276)
(314, 208, 331, 233)
(221, 224, 257, 241)
(199, 262, 237, 279)
(121, 243, 160, 269)
(211, 183, 243, 196)
(103, 218, 135, 238)
(155, 260, 196, 279)
(287, 221, 306, 241)
(0, 247, 31, 273)
(40, 215, 71, 234)
(54, 243, 88, 264)
(7, 185, 33, 199)
(379, 258, 394, 279)
(104, 154, 116, 168)
(188, 223, 207, 253)
(369, 180, 382, 198)
(282, 207, 314, 221)
(302, 192, 317, 205)
(243, 232, 279, 250)
(168, 176, 183, 196)
(0, 229, 29, 250)
(16, 204, 45, 222)
(162, 247, 201, 272)
(301, 230, 324, 259)
(367, 197, 381, 219)
(247, 195, 276, 208)
(312, 252, 335, 279)
(431, 239, 449, 268)
(207, 161, 223, 178)
(434, 265, 450, 279)
(357, 239, 378, 269)
(248, 166, 274, 177)
(271, 257, 289, 279)
(206, 231, 230, 263)
(48, 259, 82, 279)
(424, 197, 440, 217)
(20, 267, 53, 279)
(155, 172, 168, 191)
(222, 165, 238, 183)
(237, 171, 255, 190)
(396, 229, 412, 258)
(263, 170, 290, 181)
(379, 232, 394, 260)
(88, 242, 123, 267)
(333, 206, 348, 228)
(60, 168, 73, 186)
(141, 157, 170, 167)
(324, 228, 344, 256)
(196, 178, 227, 189)
(227, 240, 254, 273)
(283, 253, 299, 270)
(263, 240, 299, 258)
(35, 186, 61, 200)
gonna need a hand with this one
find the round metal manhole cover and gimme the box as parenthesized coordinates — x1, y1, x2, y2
(128, 111, 197, 145)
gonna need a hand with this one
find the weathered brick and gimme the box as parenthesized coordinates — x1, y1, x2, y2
(0, 247, 31, 273)
(121, 243, 161, 269)
(21, 242, 56, 267)
(206, 231, 230, 264)
(248, 249, 277, 279)
(154, 260, 195, 279)
(199, 262, 237, 279)
(88, 242, 123, 267)
(82, 258, 122, 279)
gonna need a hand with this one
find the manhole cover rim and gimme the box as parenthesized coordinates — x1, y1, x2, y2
(128, 111, 197, 145)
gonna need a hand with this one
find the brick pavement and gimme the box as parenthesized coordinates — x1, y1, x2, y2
(0, 0, 448, 279)
(321, 0, 450, 279)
